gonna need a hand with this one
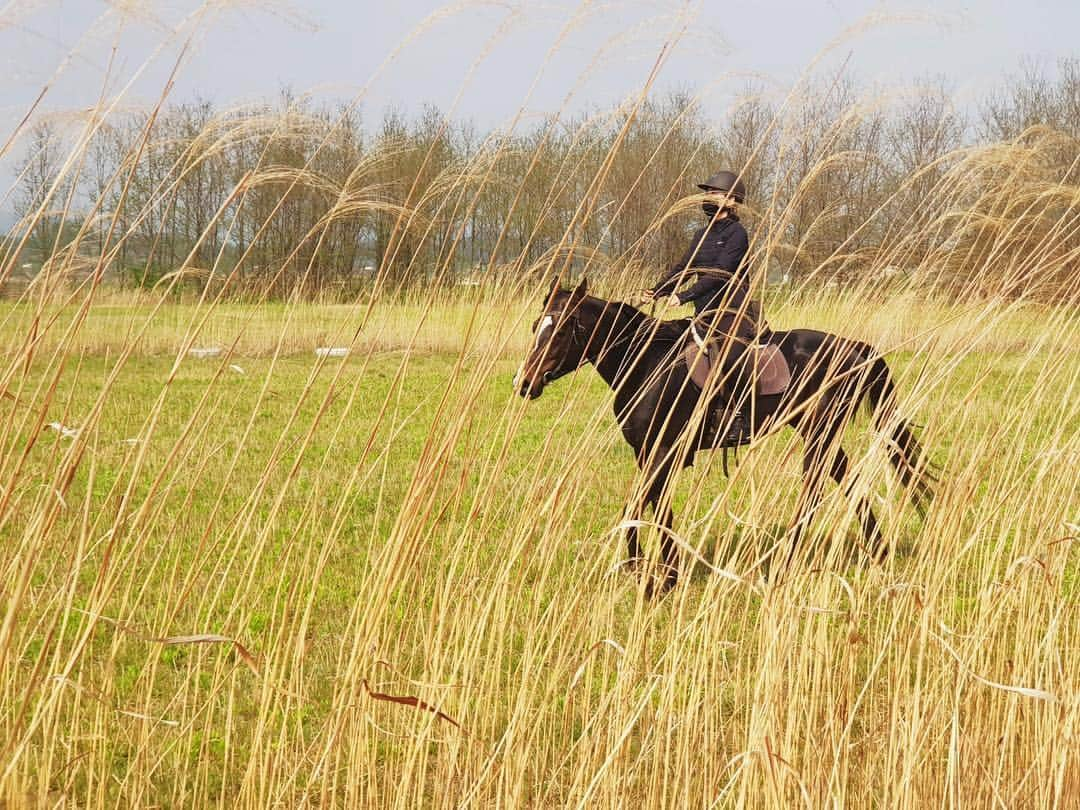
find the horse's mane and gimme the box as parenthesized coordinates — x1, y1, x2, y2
(582, 295, 689, 345)
(646, 316, 692, 343)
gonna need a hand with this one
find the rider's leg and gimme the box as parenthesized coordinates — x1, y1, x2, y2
(716, 333, 753, 445)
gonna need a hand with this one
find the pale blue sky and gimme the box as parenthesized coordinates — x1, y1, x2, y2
(3, 0, 1079, 131)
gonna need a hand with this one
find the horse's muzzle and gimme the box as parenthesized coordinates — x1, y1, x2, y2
(516, 370, 551, 399)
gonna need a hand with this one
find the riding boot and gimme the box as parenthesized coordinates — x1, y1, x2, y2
(715, 403, 752, 448)
(713, 336, 753, 448)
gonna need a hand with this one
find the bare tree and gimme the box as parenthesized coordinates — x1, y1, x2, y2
(13, 121, 67, 259)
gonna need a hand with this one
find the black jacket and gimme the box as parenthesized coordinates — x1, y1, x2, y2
(651, 216, 750, 315)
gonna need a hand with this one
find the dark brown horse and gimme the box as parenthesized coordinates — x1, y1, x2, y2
(515, 279, 935, 593)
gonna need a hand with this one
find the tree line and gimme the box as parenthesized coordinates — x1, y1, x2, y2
(5, 59, 1078, 298)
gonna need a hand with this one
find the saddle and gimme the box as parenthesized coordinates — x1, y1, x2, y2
(683, 329, 791, 397)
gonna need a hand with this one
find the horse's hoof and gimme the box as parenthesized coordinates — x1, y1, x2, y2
(644, 577, 676, 600)
(623, 556, 646, 573)
(863, 537, 889, 565)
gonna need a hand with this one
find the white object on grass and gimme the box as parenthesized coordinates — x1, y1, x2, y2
(46, 422, 79, 439)
(230, 364, 245, 374)
(188, 347, 221, 358)
(315, 347, 348, 358)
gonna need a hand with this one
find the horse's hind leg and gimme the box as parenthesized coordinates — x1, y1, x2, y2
(789, 423, 886, 566)
(787, 445, 830, 569)
(824, 446, 886, 562)
(624, 523, 644, 568)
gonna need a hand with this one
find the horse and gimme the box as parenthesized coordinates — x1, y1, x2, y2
(514, 278, 936, 594)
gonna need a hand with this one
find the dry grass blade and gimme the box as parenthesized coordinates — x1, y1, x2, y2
(608, 519, 759, 591)
(72, 609, 260, 675)
(157, 634, 261, 676)
(0, 5, 1076, 807)
(931, 632, 1057, 702)
(569, 639, 626, 689)
(49, 675, 180, 727)
(361, 679, 463, 732)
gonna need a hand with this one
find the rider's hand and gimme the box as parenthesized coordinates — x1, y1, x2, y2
(637, 289, 656, 303)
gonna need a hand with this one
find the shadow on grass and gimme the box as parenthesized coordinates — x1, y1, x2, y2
(611, 511, 924, 599)
(684, 520, 922, 586)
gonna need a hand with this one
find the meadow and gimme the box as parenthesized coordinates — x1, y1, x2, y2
(0, 286, 1075, 807)
(2, 6, 1078, 804)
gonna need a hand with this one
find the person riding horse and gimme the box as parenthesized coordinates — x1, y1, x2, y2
(640, 170, 761, 446)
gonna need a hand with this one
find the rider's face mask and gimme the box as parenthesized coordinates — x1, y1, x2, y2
(702, 192, 729, 219)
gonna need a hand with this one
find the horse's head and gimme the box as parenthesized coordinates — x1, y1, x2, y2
(515, 277, 592, 399)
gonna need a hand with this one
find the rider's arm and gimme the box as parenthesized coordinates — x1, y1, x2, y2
(650, 228, 706, 296)
(674, 224, 749, 306)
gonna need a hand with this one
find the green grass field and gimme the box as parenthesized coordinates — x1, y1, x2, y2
(4, 3, 1078, 803)
(0, 291, 1075, 807)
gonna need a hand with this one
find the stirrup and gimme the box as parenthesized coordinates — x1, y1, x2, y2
(714, 408, 751, 449)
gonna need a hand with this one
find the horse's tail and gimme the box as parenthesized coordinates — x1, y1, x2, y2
(859, 348, 937, 514)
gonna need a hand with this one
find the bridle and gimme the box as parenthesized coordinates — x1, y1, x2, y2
(532, 307, 593, 380)
(529, 299, 659, 386)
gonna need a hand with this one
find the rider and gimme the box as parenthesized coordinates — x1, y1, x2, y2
(641, 170, 760, 446)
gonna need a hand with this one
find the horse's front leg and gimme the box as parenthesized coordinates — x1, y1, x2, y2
(638, 444, 680, 597)
(620, 441, 650, 570)
(653, 490, 678, 595)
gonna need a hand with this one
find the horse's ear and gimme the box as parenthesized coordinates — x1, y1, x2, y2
(547, 275, 561, 296)
(571, 277, 588, 300)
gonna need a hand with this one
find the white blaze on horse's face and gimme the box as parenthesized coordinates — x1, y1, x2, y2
(536, 315, 554, 343)
(514, 311, 560, 395)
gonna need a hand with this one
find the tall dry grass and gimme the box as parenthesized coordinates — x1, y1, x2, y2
(0, 3, 1077, 808)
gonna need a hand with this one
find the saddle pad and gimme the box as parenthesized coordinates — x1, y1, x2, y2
(683, 340, 790, 396)
(755, 344, 791, 396)
(684, 344, 711, 389)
